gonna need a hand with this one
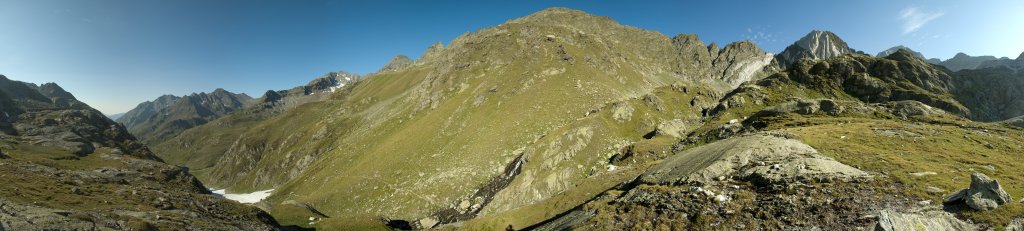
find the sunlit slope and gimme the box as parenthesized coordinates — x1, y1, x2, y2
(165, 7, 775, 223)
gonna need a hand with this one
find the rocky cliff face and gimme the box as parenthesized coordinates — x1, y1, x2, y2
(671, 34, 777, 91)
(0, 75, 280, 230)
(775, 30, 856, 69)
(951, 55, 1024, 122)
(121, 89, 252, 145)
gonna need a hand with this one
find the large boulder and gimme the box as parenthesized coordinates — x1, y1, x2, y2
(944, 173, 1013, 211)
(654, 119, 687, 138)
(884, 100, 945, 118)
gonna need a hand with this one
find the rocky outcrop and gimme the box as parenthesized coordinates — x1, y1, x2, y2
(780, 49, 969, 117)
(944, 173, 1013, 211)
(875, 209, 976, 231)
(750, 98, 846, 118)
(883, 100, 946, 118)
(670, 34, 777, 91)
(415, 42, 445, 65)
(0, 75, 157, 160)
(0, 198, 99, 230)
(951, 61, 1024, 122)
(775, 30, 856, 69)
(655, 119, 687, 138)
(640, 132, 870, 186)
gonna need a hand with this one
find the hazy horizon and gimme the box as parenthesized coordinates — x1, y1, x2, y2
(2, 0, 1022, 114)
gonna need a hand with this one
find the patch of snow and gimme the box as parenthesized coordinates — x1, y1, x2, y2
(210, 188, 274, 204)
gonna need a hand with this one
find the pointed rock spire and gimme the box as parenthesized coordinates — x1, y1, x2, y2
(775, 30, 855, 68)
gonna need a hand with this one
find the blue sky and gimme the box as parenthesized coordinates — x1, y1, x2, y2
(2, 0, 1022, 114)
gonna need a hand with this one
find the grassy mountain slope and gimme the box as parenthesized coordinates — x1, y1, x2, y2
(152, 7, 778, 229)
(147, 8, 1024, 230)
(152, 71, 359, 175)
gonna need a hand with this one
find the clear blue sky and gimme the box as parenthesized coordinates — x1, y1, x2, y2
(2, 0, 1022, 114)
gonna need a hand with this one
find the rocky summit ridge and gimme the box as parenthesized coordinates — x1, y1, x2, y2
(119, 88, 253, 145)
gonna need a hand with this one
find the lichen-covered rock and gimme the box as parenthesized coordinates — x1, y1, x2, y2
(610, 101, 634, 122)
(1007, 218, 1024, 231)
(655, 119, 687, 138)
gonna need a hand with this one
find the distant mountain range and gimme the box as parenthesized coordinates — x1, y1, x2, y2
(116, 89, 253, 145)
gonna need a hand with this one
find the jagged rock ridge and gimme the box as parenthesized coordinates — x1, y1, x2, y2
(120, 88, 253, 145)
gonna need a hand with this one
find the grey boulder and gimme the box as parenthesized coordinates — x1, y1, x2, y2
(944, 173, 1013, 211)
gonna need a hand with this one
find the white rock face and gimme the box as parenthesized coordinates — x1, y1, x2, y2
(776, 30, 854, 68)
(723, 53, 775, 88)
(794, 31, 850, 59)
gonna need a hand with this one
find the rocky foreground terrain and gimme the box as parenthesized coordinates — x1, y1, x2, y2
(4, 7, 1024, 231)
